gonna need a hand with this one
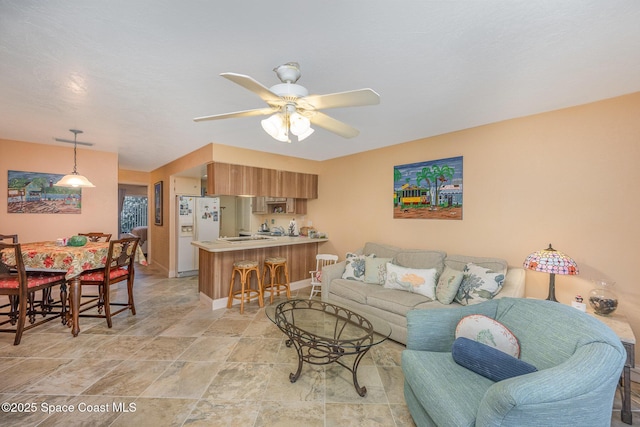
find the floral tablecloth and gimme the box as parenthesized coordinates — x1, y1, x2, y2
(1, 241, 147, 280)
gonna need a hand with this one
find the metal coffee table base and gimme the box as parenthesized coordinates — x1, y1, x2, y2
(285, 335, 371, 396)
(267, 299, 391, 398)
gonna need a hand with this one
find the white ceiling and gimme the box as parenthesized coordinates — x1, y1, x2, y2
(2, 1, 640, 172)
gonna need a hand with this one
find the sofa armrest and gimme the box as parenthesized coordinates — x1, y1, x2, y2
(495, 267, 525, 299)
(320, 260, 347, 301)
(406, 300, 499, 352)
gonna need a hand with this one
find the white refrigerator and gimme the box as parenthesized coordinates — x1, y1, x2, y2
(176, 196, 220, 277)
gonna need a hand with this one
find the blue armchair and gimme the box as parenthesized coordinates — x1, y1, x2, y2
(402, 298, 625, 427)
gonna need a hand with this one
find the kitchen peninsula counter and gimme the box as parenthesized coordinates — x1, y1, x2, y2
(192, 236, 328, 308)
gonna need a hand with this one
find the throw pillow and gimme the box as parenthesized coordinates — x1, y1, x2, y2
(451, 337, 537, 382)
(454, 263, 506, 306)
(435, 266, 464, 304)
(364, 257, 392, 285)
(455, 314, 520, 358)
(342, 252, 373, 281)
(383, 263, 438, 299)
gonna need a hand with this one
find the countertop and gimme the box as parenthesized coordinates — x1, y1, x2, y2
(192, 236, 328, 253)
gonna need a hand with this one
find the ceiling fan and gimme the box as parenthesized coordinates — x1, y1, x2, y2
(194, 62, 380, 142)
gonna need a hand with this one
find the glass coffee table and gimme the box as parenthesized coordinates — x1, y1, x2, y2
(265, 298, 391, 396)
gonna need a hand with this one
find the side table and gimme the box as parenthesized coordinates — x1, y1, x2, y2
(586, 307, 636, 425)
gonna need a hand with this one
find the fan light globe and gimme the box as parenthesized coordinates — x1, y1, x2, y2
(289, 113, 311, 135)
(261, 114, 289, 142)
(296, 127, 314, 141)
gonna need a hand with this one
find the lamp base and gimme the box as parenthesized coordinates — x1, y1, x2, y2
(546, 273, 558, 302)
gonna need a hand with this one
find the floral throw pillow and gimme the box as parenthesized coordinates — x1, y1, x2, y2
(342, 253, 374, 281)
(455, 263, 506, 306)
(384, 263, 438, 299)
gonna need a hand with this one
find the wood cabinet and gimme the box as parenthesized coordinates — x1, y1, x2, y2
(252, 197, 307, 214)
(207, 162, 317, 199)
(251, 196, 267, 214)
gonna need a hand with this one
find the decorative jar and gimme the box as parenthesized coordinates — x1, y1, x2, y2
(588, 280, 618, 316)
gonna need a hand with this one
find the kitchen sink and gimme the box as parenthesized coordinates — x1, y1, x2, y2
(218, 236, 277, 244)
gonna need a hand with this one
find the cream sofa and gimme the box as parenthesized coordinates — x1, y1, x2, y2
(320, 242, 526, 344)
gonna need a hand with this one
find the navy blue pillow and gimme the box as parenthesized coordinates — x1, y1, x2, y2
(451, 337, 537, 382)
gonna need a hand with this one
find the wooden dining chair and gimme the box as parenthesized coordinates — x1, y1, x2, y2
(0, 234, 18, 243)
(78, 232, 112, 242)
(77, 236, 139, 327)
(0, 242, 67, 345)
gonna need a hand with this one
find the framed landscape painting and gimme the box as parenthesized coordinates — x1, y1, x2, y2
(393, 156, 463, 220)
(7, 170, 82, 214)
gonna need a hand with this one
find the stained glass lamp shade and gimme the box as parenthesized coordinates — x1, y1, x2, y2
(523, 244, 579, 302)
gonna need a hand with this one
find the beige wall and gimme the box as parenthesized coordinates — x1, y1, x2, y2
(119, 169, 149, 185)
(0, 139, 118, 241)
(313, 92, 640, 361)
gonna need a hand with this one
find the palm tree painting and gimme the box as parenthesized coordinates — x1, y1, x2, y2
(393, 156, 463, 220)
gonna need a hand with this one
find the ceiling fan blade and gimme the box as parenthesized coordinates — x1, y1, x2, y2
(309, 112, 360, 138)
(193, 107, 275, 122)
(221, 73, 283, 105)
(301, 88, 380, 110)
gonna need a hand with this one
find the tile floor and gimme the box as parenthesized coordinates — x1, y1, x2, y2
(0, 264, 638, 426)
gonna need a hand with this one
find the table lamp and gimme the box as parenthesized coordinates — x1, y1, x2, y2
(523, 244, 579, 302)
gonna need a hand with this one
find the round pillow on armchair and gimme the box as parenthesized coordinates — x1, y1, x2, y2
(455, 314, 520, 358)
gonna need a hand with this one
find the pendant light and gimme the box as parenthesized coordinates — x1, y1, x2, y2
(54, 129, 95, 188)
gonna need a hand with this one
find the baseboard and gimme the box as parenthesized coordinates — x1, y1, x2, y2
(632, 367, 640, 383)
(200, 279, 311, 311)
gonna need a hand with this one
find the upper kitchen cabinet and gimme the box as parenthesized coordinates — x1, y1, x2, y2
(207, 162, 317, 199)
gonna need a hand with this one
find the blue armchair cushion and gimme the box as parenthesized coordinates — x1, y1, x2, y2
(452, 337, 537, 382)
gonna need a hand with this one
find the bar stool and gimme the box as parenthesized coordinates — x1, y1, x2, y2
(262, 257, 291, 303)
(227, 260, 263, 313)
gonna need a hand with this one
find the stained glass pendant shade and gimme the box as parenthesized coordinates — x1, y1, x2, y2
(523, 244, 578, 302)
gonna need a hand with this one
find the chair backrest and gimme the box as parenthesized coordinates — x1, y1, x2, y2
(316, 254, 338, 270)
(105, 237, 139, 276)
(79, 232, 112, 242)
(0, 234, 18, 243)
(0, 242, 27, 290)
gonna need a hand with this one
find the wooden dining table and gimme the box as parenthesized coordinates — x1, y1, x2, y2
(0, 240, 147, 337)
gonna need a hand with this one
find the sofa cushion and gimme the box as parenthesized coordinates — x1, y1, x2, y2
(363, 257, 392, 285)
(436, 266, 464, 304)
(452, 337, 537, 382)
(363, 242, 401, 258)
(329, 278, 380, 305)
(395, 250, 446, 274)
(367, 288, 432, 317)
(455, 263, 506, 306)
(445, 254, 507, 273)
(384, 263, 437, 299)
(455, 314, 519, 357)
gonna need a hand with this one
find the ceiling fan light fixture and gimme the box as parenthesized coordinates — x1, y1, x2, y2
(296, 127, 314, 142)
(54, 129, 95, 188)
(289, 112, 311, 135)
(261, 114, 289, 142)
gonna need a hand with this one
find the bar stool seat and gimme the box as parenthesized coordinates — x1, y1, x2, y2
(227, 260, 263, 313)
(262, 256, 291, 303)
